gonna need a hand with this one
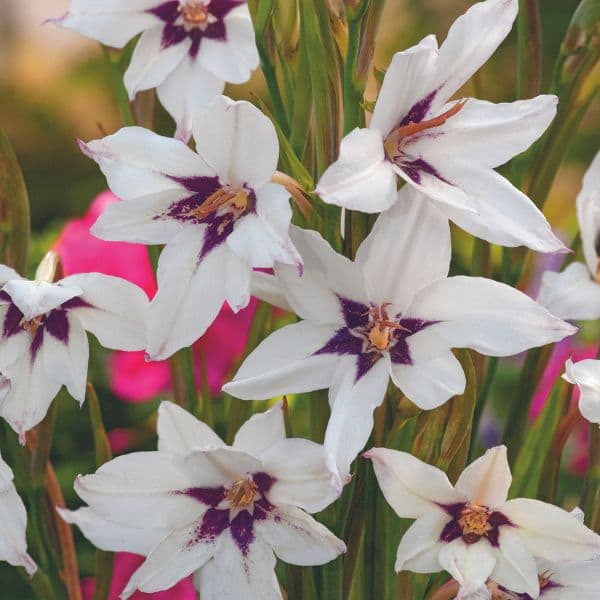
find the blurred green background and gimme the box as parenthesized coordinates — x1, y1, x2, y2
(0, 0, 598, 597)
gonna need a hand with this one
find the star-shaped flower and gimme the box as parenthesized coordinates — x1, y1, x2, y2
(316, 0, 564, 253)
(538, 151, 600, 319)
(60, 401, 345, 599)
(365, 445, 600, 598)
(0, 452, 37, 576)
(53, 1, 258, 141)
(224, 190, 576, 487)
(0, 255, 148, 438)
(81, 96, 302, 361)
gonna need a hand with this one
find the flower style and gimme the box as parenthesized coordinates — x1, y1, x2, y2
(366, 445, 600, 598)
(60, 401, 345, 599)
(0, 452, 37, 576)
(563, 358, 600, 425)
(224, 191, 576, 487)
(538, 151, 600, 319)
(0, 254, 148, 438)
(54, 1, 259, 141)
(316, 0, 564, 253)
(81, 97, 302, 361)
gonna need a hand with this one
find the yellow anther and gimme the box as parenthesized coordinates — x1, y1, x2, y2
(225, 479, 259, 509)
(179, 1, 210, 25)
(368, 325, 391, 351)
(458, 503, 492, 541)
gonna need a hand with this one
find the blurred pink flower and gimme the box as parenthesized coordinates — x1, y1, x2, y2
(82, 552, 196, 600)
(55, 191, 259, 404)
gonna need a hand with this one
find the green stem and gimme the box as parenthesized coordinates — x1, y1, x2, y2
(584, 424, 600, 531)
(517, 0, 542, 99)
(25, 569, 57, 600)
(342, 9, 368, 134)
(102, 46, 135, 127)
(469, 357, 499, 458)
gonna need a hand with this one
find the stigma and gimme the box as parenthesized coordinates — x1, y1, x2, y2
(188, 186, 251, 221)
(225, 478, 259, 509)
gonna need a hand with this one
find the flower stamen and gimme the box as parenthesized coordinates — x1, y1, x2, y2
(178, 0, 210, 25)
(188, 187, 250, 221)
(362, 303, 409, 351)
(458, 503, 492, 544)
(225, 478, 259, 509)
(20, 316, 43, 339)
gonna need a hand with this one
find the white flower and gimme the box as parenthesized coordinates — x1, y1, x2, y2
(83, 97, 302, 361)
(316, 0, 564, 253)
(538, 151, 600, 319)
(53, 1, 259, 141)
(0, 452, 37, 576)
(0, 261, 148, 439)
(562, 357, 600, 425)
(60, 401, 345, 600)
(366, 445, 600, 598)
(223, 192, 576, 487)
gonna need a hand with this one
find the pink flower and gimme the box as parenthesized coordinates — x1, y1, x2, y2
(82, 553, 196, 600)
(55, 191, 259, 404)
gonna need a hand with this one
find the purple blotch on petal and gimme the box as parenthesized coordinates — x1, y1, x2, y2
(62, 297, 92, 311)
(389, 319, 438, 366)
(3, 302, 24, 339)
(230, 510, 255, 556)
(252, 472, 275, 494)
(355, 351, 381, 381)
(339, 296, 369, 329)
(401, 158, 453, 186)
(400, 90, 437, 126)
(44, 310, 70, 344)
(180, 486, 226, 507)
(315, 327, 363, 358)
(148, 1, 180, 23)
(196, 508, 230, 544)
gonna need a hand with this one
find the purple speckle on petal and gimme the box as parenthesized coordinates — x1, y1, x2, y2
(194, 508, 230, 545)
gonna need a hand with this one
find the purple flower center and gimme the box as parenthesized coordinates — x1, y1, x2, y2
(148, 0, 243, 57)
(158, 175, 256, 260)
(438, 501, 513, 547)
(0, 292, 90, 362)
(315, 296, 437, 381)
(181, 471, 275, 556)
(382, 92, 465, 186)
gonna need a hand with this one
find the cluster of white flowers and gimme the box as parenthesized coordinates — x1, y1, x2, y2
(0, 0, 598, 598)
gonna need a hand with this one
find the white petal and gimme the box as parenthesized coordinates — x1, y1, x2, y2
(3, 280, 80, 321)
(503, 498, 600, 561)
(61, 273, 148, 351)
(182, 447, 262, 488)
(223, 321, 340, 400)
(537, 262, 600, 320)
(277, 226, 368, 324)
(223, 250, 252, 312)
(542, 558, 600, 594)
(256, 505, 345, 565)
(157, 56, 225, 143)
(58, 507, 167, 555)
(74, 452, 202, 530)
(390, 351, 466, 411)
(196, 11, 259, 84)
(1, 353, 62, 438)
(123, 26, 190, 99)
(80, 127, 213, 201)
(196, 532, 280, 600)
(232, 402, 285, 457)
(249, 272, 293, 312)
(356, 188, 450, 312)
(408, 276, 577, 360)
(417, 96, 557, 168)
(491, 527, 539, 597)
(145, 230, 226, 361)
(260, 438, 339, 513)
(370, 35, 439, 136)
(0, 266, 23, 287)
(0, 456, 37, 575)
(192, 97, 278, 189)
(0, 305, 29, 370)
(122, 524, 218, 599)
(438, 165, 566, 252)
(438, 539, 496, 595)
(157, 401, 225, 454)
(316, 128, 397, 212)
(454, 446, 511, 508)
(227, 185, 301, 270)
(91, 189, 190, 244)
(42, 314, 89, 403)
(429, 0, 518, 109)
(366, 447, 456, 519)
(394, 511, 448, 573)
(563, 358, 600, 424)
(325, 356, 391, 488)
(53, 0, 160, 48)
(577, 150, 600, 276)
